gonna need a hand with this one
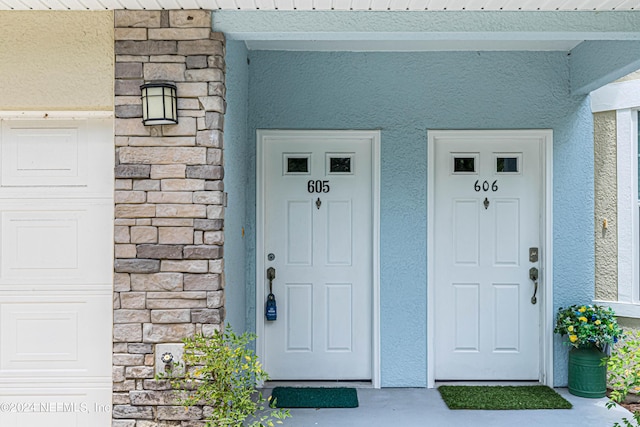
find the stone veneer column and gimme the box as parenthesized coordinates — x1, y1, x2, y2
(112, 9, 225, 426)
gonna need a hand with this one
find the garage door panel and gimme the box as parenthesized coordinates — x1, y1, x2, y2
(2, 123, 87, 186)
(0, 119, 113, 197)
(9, 214, 79, 270)
(0, 295, 112, 378)
(0, 386, 111, 427)
(0, 201, 113, 285)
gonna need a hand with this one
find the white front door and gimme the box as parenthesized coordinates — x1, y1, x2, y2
(0, 117, 113, 426)
(433, 131, 542, 380)
(259, 130, 375, 380)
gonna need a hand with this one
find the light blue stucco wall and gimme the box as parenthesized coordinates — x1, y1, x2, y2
(570, 40, 640, 94)
(225, 47, 595, 387)
(221, 40, 249, 333)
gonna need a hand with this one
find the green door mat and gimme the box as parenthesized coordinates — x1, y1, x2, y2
(270, 387, 359, 408)
(438, 385, 573, 410)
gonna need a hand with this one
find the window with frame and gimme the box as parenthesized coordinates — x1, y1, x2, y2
(590, 79, 640, 317)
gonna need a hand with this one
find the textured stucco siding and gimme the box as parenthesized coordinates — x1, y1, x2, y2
(239, 49, 595, 387)
(0, 11, 114, 110)
(223, 40, 250, 332)
(594, 111, 618, 301)
(619, 316, 640, 331)
(569, 40, 640, 95)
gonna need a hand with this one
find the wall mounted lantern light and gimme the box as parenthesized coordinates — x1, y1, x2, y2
(140, 82, 178, 125)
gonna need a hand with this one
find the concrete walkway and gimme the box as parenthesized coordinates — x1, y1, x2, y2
(268, 387, 633, 427)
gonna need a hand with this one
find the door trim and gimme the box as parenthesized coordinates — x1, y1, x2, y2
(256, 129, 381, 388)
(427, 129, 553, 388)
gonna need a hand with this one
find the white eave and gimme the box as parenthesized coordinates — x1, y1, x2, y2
(5, 0, 640, 56)
(2, 0, 640, 10)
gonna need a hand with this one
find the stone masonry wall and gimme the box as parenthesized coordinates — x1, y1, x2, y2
(112, 10, 225, 426)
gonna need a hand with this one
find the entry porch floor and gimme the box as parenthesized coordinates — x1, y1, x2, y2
(264, 386, 632, 427)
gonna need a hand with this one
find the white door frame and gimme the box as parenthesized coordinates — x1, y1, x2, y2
(256, 129, 381, 388)
(427, 129, 554, 388)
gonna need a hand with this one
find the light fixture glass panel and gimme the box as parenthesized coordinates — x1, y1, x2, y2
(164, 87, 176, 119)
(147, 86, 166, 120)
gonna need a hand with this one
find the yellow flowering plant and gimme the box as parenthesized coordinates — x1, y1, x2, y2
(554, 305, 623, 351)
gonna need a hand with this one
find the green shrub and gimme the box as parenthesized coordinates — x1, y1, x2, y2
(613, 412, 640, 427)
(163, 325, 290, 427)
(606, 330, 640, 427)
(607, 330, 640, 404)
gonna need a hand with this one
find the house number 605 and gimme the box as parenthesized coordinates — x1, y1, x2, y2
(307, 180, 330, 193)
(474, 180, 498, 192)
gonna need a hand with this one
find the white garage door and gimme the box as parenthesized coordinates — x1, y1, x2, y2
(0, 117, 113, 427)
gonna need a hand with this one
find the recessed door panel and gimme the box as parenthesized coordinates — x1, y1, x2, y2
(494, 199, 520, 266)
(286, 201, 313, 266)
(0, 202, 113, 286)
(326, 284, 352, 352)
(10, 311, 79, 362)
(453, 200, 479, 266)
(11, 216, 79, 270)
(0, 295, 112, 377)
(2, 125, 86, 186)
(326, 201, 352, 266)
(285, 284, 313, 352)
(453, 283, 480, 352)
(493, 284, 520, 352)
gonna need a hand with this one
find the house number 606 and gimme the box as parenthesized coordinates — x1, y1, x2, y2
(307, 180, 330, 193)
(474, 180, 498, 192)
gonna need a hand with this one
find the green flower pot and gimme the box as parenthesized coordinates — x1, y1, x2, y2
(568, 346, 607, 398)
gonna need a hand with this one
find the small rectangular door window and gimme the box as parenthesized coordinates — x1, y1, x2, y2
(452, 154, 478, 174)
(327, 154, 354, 174)
(285, 155, 310, 174)
(497, 157, 519, 173)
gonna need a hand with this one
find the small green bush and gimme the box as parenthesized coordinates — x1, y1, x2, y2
(608, 330, 640, 404)
(606, 330, 640, 427)
(613, 413, 640, 427)
(163, 325, 290, 427)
